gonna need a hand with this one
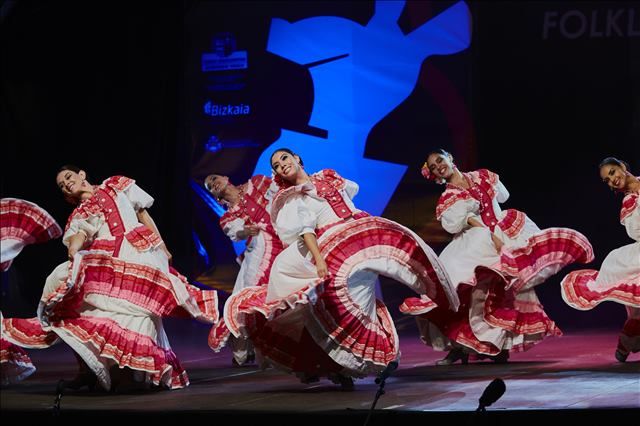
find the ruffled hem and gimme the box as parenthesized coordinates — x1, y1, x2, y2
(166, 266, 219, 324)
(253, 233, 284, 287)
(225, 217, 449, 375)
(1, 316, 59, 348)
(225, 281, 326, 338)
(500, 227, 594, 292)
(1, 198, 62, 271)
(51, 316, 188, 390)
(208, 319, 231, 352)
(561, 270, 640, 310)
(473, 266, 562, 343)
(225, 215, 453, 376)
(0, 198, 62, 244)
(305, 299, 398, 375)
(226, 285, 397, 377)
(407, 266, 561, 355)
(399, 296, 438, 315)
(1, 338, 36, 385)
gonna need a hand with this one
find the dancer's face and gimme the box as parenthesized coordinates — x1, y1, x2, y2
(600, 164, 628, 192)
(426, 153, 455, 181)
(205, 174, 230, 199)
(271, 151, 302, 183)
(56, 169, 90, 202)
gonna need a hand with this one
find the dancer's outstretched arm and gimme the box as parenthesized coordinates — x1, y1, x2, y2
(302, 233, 328, 278)
(137, 209, 172, 263)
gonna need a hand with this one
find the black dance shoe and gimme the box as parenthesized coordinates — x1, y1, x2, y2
(615, 349, 629, 363)
(491, 350, 510, 364)
(435, 348, 469, 366)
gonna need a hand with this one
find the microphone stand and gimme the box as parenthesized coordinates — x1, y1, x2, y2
(52, 379, 65, 416)
(363, 371, 389, 426)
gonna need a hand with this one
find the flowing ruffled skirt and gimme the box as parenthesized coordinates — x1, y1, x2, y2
(561, 242, 640, 310)
(208, 232, 283, 365)
(225, 216, 456, 379)
(403, 226, 593, 355)
(2, 247, 219, 390)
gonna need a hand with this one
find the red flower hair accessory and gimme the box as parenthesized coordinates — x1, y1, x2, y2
(272, 172, 290, 189)
(421, 162, 434, 181)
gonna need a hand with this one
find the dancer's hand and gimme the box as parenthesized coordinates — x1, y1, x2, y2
(315, 257, 328, 279)
(160, 243, 173, 264)
(491, 234, 504, 253)
(243, 225, 261, 237)
(67, 231, 86, 260)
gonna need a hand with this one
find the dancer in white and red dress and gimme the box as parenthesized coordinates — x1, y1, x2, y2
(225, 148, 458, 388)
(402, 149, 593, 365)
(205, 173, 283, 366)
(561, 157, 640, 362)
(1, 198, 62, 385)
(2, 166, 219, 391)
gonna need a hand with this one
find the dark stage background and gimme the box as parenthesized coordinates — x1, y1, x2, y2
(1, 1, 638, 331)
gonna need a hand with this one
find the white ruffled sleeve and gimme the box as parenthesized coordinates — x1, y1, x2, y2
(62, 215, 102, 247)
(274, 195, 317, 247)
(623, 203, 640, 242)
(440, 199, 481, 235)
(222, 218, 247, 242)
(343, 179, 359, 201)
(124, 183, 154, 211)
(495, 180, 510, 204)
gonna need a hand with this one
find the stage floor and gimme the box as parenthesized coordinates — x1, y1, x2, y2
(1, 322, 638, 420)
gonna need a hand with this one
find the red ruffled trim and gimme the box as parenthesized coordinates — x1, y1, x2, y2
(64, 176, 134, 231)
(474, 266, 562, 339)
(411, 283, 503, 355)
(1, 317, 59, 348)
(620, 192, 638, 223)
(561, 269, 640, 310)
(435, 189, 473, 220)
(435, 169, 499, 220)
(254, 232, 284, 287)
(472, 169, 498, 200)
(40, 252, 219, 325)
(0, 198, 62, 243)
(499, 227, 594, 292)
(125, 225, 163, 251)
(271, 169, 347, 224)
(219, 175, 273, 228)
(226, 215, 452, 375)
(54, 316, 189, 389)
(168, 266, 219, 324)
(208, 319, 231, 352)
(1, 338, 36, 385)
(412, 266, 560, 355)
(498, 209, 526, 239)
(399, 296, 437, 315)
(225, 282, 327, 338)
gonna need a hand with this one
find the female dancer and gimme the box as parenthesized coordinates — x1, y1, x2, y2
(561, 157, 640, 362)
(403, 149, 593, 365)
(224, 148, 458, 388)
(2, 166, 219, 391)
(1, 198, 62, 385)
(205, 173, 283, 365)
